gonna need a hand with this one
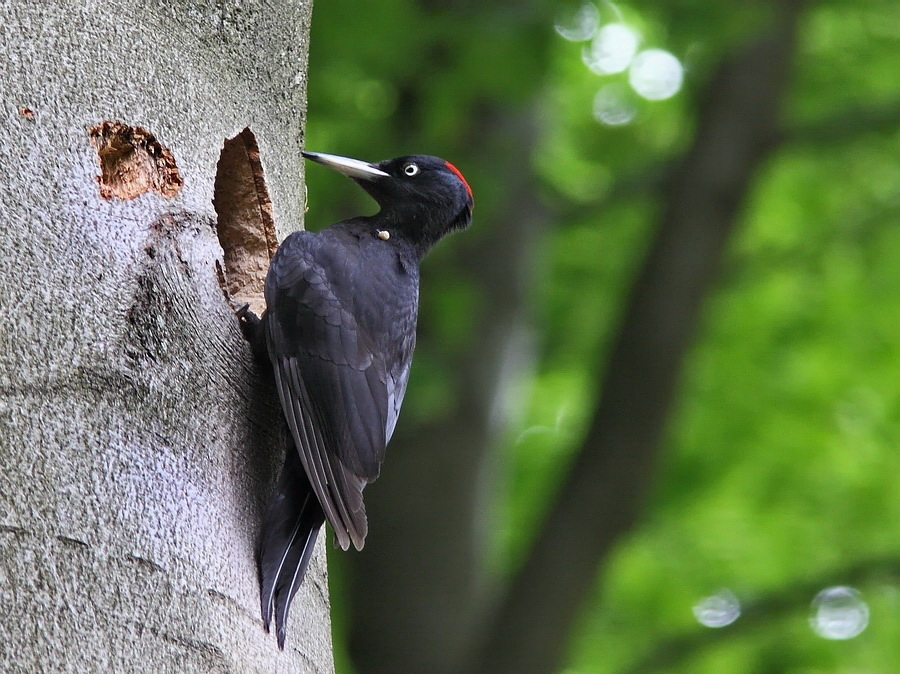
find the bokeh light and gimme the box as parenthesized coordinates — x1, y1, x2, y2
(582, 23, 640, 75)
(629, 48, 684, 100)
(554, 2, 600, 42)
(693, 589, 741, 628)
(593, 84, 636, 126)
(809, 586, 869, 640)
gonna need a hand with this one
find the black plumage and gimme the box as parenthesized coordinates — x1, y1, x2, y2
(245, 151, 473, 648)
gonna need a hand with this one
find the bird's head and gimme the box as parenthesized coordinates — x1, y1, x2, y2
(302, 150, 473, 250)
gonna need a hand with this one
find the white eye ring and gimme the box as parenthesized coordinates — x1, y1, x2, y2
(403, 163, 420, 176)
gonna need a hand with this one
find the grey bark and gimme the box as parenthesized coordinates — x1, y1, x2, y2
(0, 2, 331, 672)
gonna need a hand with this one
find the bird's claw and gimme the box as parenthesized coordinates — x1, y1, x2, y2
(235, 302, 261, 342)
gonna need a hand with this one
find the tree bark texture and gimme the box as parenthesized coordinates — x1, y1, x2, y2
(0, 2, 330, 672)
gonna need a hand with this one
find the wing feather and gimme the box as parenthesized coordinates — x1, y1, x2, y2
(272, 364, 344, 540)
(264, 231, 411, 551)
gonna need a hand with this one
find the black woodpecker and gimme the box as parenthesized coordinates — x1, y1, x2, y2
(241, 150, 473, 648)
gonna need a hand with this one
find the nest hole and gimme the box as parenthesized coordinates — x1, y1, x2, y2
(212, 128, 277, 316)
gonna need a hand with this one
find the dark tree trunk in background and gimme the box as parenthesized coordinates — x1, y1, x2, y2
(344, 1, 806, 670)
(469, 4, 804, 673)
(0, 2, 331, 671)
(347, 101, 548, 674)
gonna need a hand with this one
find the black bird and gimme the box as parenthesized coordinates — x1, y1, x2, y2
(242, 150, 473, 648)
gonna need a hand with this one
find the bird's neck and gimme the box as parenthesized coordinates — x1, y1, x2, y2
(367, 212, 441, 260)
(369, 204, 467, 259)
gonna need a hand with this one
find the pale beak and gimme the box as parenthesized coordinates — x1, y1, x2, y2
(301, 150, 390, 181)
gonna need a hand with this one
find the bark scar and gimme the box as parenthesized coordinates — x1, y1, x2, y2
(88, 120, 183, 200)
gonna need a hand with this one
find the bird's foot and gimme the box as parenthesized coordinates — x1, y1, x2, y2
(235, 302, 261, 343)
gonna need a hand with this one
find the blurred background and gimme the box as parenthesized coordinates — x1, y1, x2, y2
(301, 1, 900, 672)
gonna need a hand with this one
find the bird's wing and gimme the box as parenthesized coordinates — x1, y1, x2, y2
(264, 233, 402, 551)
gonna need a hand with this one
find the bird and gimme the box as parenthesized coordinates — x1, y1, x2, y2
(239, 150, 473, 649)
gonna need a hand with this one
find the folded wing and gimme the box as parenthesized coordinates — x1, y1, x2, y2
(265, 234, 400, 550)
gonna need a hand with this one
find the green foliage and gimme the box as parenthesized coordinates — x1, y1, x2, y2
(306, 0, 900, 671)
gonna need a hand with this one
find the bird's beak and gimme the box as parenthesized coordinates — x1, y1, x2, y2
(302, 151, 390, 181)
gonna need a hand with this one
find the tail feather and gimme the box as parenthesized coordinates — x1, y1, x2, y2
(259, 449, 325, 649)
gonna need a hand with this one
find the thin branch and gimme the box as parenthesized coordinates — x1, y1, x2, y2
(785, 101, 900, 146)
(622, 556, 900, 674)
(552, 101, 900, 222)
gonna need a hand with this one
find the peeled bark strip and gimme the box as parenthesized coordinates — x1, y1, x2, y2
(213, 128, 278, 317)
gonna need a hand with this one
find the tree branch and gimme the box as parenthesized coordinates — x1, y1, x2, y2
(466, 5, 805, 673)
(622, 556, 900, 674)
(553, 99, 900, 222)
(785, 100, 900, 146)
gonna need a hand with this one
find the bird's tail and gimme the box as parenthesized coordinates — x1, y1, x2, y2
(259, 448, 325, 649)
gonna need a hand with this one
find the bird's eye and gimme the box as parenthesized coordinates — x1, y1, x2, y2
(403, 163, 420, 176)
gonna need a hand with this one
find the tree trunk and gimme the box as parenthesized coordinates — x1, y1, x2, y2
(468, 4, 803, 672)
(348, 102, 547, 674)
(0, 2, 331, 671)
